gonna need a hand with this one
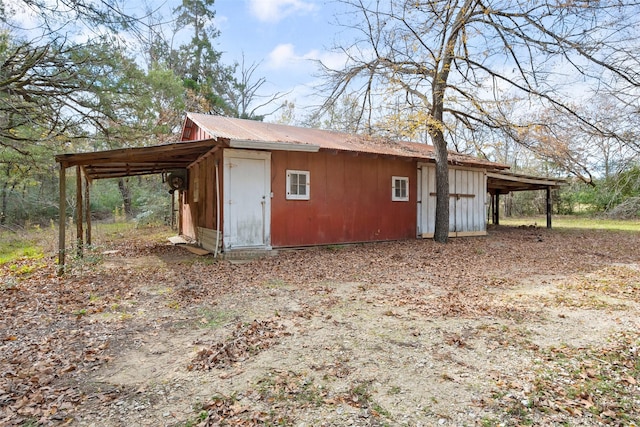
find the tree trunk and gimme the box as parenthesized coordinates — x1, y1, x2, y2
(432, 131, 450, 243)
(1, 181, 7, 225)
(427, 0, 474, 243)
(117, 178, 133, 219)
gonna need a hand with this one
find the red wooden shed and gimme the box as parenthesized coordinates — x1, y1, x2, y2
(54, 112, 566, 268)
(178, 113, 509, 254)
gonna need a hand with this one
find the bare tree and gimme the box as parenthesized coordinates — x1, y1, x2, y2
(522, 96, 639, 185)
(319, 0, 640, 242)
(226, 54, 288, 120)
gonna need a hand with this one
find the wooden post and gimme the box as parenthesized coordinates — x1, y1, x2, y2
(178, 191, 183, 235)
(84, 172, 92, 246)
(171, 190, 175, 229)
(494, 192, 500, 225)
(57, 164, 66, 276)
(546, 187, 552, 229)
(76, 166, 83, 258)
(489, 193, 496, 224)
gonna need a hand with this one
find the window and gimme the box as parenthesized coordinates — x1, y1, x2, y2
(392, 176, 409, 201)
(286, 170, 310, 200)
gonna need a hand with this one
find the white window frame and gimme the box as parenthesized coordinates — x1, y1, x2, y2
(286, 170, 310, 200)
(392, 176, 409, 201)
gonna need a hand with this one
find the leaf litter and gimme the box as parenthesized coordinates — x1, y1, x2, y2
(0, 225, 639, 426)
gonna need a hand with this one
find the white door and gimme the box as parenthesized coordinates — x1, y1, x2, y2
(223, 149, 271, 249)
(419, 164, 437, 237)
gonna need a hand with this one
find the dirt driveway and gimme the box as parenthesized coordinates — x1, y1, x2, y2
(1, 226, 639, 426)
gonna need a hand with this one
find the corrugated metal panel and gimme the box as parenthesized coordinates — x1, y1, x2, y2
(185, 113, 506, 170)
(197, 227, 222, 252)
(270, 150, 416, 247)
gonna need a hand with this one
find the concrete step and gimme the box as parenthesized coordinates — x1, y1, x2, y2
(221, 249, 278, 261)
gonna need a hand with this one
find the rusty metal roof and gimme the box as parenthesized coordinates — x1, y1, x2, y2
(55, 114, 535, 182)
(55, 139, 218, 179)
(184, 113, 508, 170)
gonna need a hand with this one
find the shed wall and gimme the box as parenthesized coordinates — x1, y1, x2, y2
(181, 151, 223, 242)
(270, 150, 417, 247)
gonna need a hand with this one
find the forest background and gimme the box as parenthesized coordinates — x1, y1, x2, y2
(1, 0, 640, 232)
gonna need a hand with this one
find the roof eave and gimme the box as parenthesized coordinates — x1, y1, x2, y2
(229, 139, 320, 152)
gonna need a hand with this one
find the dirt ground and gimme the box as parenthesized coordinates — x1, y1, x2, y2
(1, 225, 639, 426)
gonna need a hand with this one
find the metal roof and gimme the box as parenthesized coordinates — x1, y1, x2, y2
(55, 139, 218, 179)
(487, 171, 567, 192)
(184, 113, 509, 170)
(55, 114, 564, 192)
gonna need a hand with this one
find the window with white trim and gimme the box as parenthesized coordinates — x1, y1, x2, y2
(392, 176, 409, 201)
(286, 170, 310, 200)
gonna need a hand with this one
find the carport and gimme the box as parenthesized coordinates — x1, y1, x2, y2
(487, 170, 566, 228)
(54, 139, 218, 274)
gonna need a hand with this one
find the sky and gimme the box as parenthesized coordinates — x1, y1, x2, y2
(6, 0, 347, 119)
(207, 0, 348, 118)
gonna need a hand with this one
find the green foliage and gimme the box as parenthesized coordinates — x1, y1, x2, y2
(0, 0, 276, 230)
(197, 308, 234, 328)
(0, 235, 44, 265)
(566, 165, 640, 214)
(130, 177, 172, 226)
(503, 164, 640, 218)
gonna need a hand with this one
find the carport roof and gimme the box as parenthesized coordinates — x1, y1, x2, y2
(487, 171, 567, 193)
(54, 139, 219, 180)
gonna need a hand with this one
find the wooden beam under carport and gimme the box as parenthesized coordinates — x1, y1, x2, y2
(486, 171, 566, 229)
(57, 163, 66, 276)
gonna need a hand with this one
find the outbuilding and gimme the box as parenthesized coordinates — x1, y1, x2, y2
(55, 113, 565, 268)
(178, 113, 509, 253)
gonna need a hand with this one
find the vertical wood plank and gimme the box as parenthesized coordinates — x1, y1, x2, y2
(76, 166, 83, 258)
(546, 187, 552, 229)
(84, 172, 92, 246)
(57, 165, 66, 275)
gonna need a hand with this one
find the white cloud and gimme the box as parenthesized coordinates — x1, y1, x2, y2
(267, 43, 298, 68)
(248, 0, 318, 23)
(267, 43, 349, 70)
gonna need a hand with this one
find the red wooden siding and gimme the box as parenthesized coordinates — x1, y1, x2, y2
(181, 150, 223, 241)
(182, 119, 212, 141)
(271, 150, 417, 247)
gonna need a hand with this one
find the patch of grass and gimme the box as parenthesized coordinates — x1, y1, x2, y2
(325, 244, 348, 251)
(387, 385, 401, 395)
(0, 238, 44, 265)
(189, 256, 218, 266)
(197, 308, 234, 328)
(344, 380, 391, 419)
(9, 263, 38, 275)
(559, 265, 640, 303)
(550, 293, 622, 310)
(94, 221, 138, 237)
(257, 370, 327, 406)
(500, 215, 640, 232)
(166, 300, 180, 310)
(73, 308, 88, 317)
(480, 417, 500, 427)
(264, 278, 289, 289)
